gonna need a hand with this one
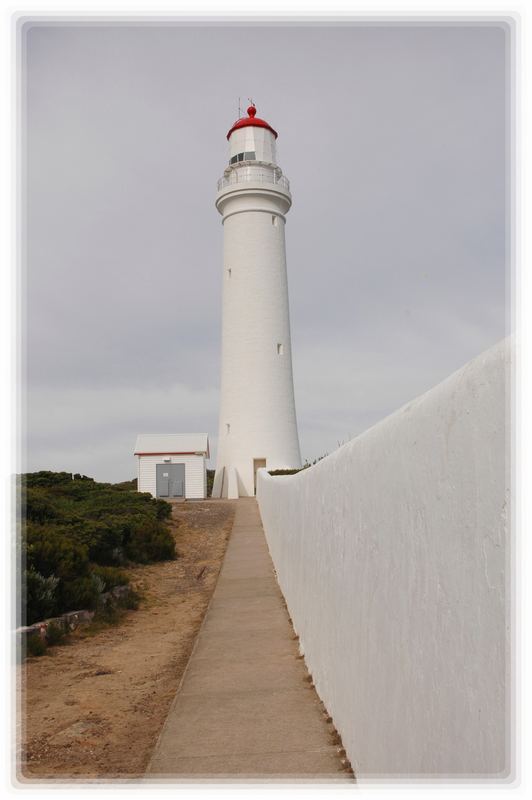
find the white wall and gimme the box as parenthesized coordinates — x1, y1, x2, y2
(257, 339, 510, 779)
(137, 454, 206, 499)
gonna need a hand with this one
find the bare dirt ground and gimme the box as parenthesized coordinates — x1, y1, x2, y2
(18, 499, 236, 781)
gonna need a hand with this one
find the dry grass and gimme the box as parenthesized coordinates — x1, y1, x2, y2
(18, 499, 236, 781)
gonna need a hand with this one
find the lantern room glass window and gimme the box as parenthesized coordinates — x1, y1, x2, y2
(229, 151, 256, 164)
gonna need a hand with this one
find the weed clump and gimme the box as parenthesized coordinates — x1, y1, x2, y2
(45, 621, 66, 647)
(121, 589, 141, 611)
(26, 633, 46, 658)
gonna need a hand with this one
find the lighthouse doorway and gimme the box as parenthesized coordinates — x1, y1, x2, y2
(253, 459, 267, 494)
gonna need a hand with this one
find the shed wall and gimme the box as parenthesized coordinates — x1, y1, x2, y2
(137, 455, 206, 499)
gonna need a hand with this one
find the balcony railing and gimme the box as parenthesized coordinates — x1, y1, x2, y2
(217, 166, 290, 193)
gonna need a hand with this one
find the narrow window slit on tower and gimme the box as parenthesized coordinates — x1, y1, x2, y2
(272, 215, 278, 226)
(277, 343, 284, 355)
(226, 423, 230, 434)
(227, 268, 232, 278)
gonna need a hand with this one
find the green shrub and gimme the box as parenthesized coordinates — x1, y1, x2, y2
(23, 487, 63, 524)
(23, 568, 59, 625)
(19, 471, 177, 622)
(268, 468, 304, 476)
(26, 524, 91, 583)
(116, 588, 140, 611)
(113, 478, 137, 491)
(125, 519, 176, 563)
(71, 518, 126, 565)
(45, 621, 66, 646)
(23, 471, 75, 489)
(61, 574, 103, 612)
(26, 633, 47, 657)
(155, 499, 172, 520)
(96, 603, 121, 626)
(91, 564, 129, 592)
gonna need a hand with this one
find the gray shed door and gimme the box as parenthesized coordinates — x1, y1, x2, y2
(156, 463, 185, 498)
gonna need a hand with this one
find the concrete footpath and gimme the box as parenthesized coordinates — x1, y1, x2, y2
(146, 498, 351, 781)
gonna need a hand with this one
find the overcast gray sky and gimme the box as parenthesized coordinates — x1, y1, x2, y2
(22, 21, 509, 482)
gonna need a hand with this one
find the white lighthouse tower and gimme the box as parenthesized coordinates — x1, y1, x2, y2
(212, 103, 301, 499)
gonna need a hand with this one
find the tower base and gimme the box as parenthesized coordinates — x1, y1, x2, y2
(211, 466, 240, 499)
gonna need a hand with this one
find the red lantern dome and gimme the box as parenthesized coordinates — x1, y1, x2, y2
(226, 104, 278, 140)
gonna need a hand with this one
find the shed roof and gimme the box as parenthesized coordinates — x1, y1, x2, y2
(134, 433, 209, 458)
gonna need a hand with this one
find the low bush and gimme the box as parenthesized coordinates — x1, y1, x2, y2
(20, 471, 176, 625)
(61, 573, 104, 613)
(91, 564, 130, 592)
(125, 518, 176, 563)
(155, 499, 172, 520)
(45, 621, 66, 646)
(268, 468, 304, 476)
(23, 568, 59, 624)
(113, 478, 137, 492)
(96, 603, 121, 626)
(117, 588, 141, 611)
(26, 633, 47, 657)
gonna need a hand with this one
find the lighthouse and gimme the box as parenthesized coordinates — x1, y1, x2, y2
(211, 104, 302, 499)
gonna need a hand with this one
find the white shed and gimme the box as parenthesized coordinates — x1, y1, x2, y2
(134, 434, 210, 500)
